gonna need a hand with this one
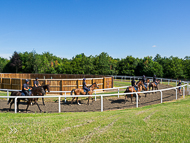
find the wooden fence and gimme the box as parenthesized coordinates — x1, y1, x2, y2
(0, 73, 113, 95)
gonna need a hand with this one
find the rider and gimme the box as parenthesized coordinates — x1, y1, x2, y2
(22, 79, 32, 100)
(177, 80, 182, 95)
(131, 77, 138, 91)
(153, 75, 158, 85)
(34, 77, 41, 87)
(83, 78, 90, 95)
(142, 75, 147, 88)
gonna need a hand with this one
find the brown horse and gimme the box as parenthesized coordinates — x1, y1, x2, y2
(149, 80, 160, 93)
(124, 80, 143, 103)
(7, 86, 45, 112)
(70, 83, 99, 105)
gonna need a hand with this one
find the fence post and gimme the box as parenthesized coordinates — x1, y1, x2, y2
(15, 97, 17, 113)
(160, 91, 162, 103)
(161, 79, 162, 84)
(176, 81, 177, 86)
(61, 80, 64, 95)
(130, 77, 131, 83)
(183, 87, 185, 98)
(65, 92, 66, 103)
(7, 90, 9, 101)
(118, 88, 119, 98)
(59, 96, 61, 113)
(176, 89, 177, 100)
(101, 95, 103, 112)
(136, 93, 138, 108)
(168, 80, 169, 85)
(95, 91, 96, 101)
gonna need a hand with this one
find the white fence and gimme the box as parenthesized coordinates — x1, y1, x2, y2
(0, 84, 188, 113)
(113, 75, 190, 86)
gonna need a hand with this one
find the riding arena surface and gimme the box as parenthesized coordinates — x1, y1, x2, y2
(0, 84, 186, 113)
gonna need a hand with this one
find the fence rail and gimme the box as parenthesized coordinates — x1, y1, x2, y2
(0, 84, 188, 113)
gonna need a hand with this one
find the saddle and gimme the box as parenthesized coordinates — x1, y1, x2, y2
(83, 89, 88, 95)
(155, 82, 157, 85)
(134, 86, 138, 92)
(19, 91, 26, 96)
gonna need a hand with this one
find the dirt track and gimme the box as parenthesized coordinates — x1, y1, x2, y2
(0, 84, 187, 113)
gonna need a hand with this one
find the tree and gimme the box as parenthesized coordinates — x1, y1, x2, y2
(10, 51, 22, 73)
(117, 56, 138, 75)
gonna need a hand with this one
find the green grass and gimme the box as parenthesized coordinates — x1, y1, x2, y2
(0, 96, 190, 142)
(113, 80, 131, 87)
(161, 81, 185, 87)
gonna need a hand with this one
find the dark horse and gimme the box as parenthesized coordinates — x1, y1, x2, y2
(71, 83, 99, 105)
(7, 86, 45, 112)
(35, 85, 50, 106)
(124, 80, 143, 103)
(149, 80, 160, 93)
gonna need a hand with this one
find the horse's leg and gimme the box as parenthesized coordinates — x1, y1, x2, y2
(77, 97, 81, 105)
(87, 97, 90, 105)
(138, 94, 141, 102)
(17, 99, 20, 112)
(34, 100, 42, 112)
(92, 96, 93, 103)
(26, 100, 30, 113)
(9, 99, 14, 111)
(71, 97, 75, 104)
(131, 94, 133, 103)
(125, 95, 127, 104)
(42, 98, 45, 106)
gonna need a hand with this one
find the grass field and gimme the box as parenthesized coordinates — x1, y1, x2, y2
(0, 96, 190, 142)
(0, 80, 190, 142)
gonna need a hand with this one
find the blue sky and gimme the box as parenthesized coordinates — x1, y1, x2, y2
(0, 0, 190, 59)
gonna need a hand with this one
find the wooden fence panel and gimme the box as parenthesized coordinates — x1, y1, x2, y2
(0, 73, 113, 94)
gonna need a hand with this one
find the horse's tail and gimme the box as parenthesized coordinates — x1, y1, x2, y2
(124, 87, 129, 93)
(7, 92, 13, 105)
(71, 89, 75, 95)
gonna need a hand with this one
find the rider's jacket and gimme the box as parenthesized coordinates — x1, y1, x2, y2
(178, 82, 181, 86)
(34, 80, 39, 86)
(153, 77, 157, 82)
(22, 83, 29, 92)
(142, 77, 146, 84)
(131, 80, 136, 86)
(83, 81, 87, 88)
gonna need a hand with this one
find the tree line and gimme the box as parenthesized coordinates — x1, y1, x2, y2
(0, 51, 190, 79)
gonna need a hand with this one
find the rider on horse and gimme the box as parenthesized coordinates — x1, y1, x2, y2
(153, 75, 158, 85)
(142, 75, 147, 88)
(22, 79, 32, 101)
(83, 78, 90, 95)
(34, 77, 41, 87)
(131, 77, 138, 91)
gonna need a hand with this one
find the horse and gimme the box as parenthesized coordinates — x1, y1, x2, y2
(7, 86, 45, 113)
(36, 85, 50, 106)
(70, 83, 99, 105)
(149, 80, 160, 93)
(124, 80, 143, 103)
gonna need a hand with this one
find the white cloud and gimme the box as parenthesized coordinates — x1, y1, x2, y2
(0, 54, 11, 59)
(152, 45, 156, 47)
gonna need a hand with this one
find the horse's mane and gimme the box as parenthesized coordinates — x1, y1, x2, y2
(136, 80, 140, 85)
(89, 83, 96, 88)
